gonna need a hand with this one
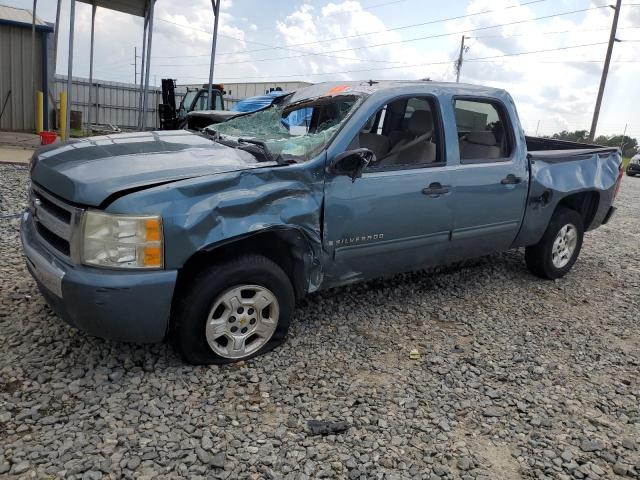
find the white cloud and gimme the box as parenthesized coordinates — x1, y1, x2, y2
(274, 1, 452, 81)
(20, 0, 638, 137)
(446, 0, 640, 135)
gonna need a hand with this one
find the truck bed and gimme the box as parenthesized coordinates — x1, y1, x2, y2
(525, 136, 619, 163)
(514, 137, 622, 247)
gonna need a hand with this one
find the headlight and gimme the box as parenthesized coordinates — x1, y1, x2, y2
(82, 210, 163, 269)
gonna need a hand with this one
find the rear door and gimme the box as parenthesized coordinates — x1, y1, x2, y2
(449, 97, 528, 258)
(322, 95, 454, 282)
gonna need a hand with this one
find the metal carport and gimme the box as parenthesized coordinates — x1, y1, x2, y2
(55, 0, 222, 139)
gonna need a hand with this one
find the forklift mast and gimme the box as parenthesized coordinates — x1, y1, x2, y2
(158, 79, 225, 130)
(158, 79, 178, 130)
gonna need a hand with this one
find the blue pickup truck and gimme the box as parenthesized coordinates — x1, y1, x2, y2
(21, 81, 623, 364)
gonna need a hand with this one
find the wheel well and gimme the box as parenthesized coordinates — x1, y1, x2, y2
(556, 191, 599, 228)
(174, 229, 312, 303)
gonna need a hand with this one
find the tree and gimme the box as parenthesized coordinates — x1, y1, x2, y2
(594, 134, 638, 158)
(549, 130, 638, 157)
(551, 130, 590, 142)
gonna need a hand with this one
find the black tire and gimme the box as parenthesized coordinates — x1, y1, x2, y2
(626, 171, 635, 177)
(171, 255, 294, 365)
(525, 207, 584, 280)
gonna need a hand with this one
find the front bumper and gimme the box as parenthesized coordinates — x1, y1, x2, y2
(627, 162, 640, 174)
(20, 212, 177, 343)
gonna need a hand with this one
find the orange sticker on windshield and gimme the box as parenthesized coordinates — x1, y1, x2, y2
(328, 85, 349, 95)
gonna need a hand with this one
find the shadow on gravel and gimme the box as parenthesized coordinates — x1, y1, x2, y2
(8, 248, 528, 371)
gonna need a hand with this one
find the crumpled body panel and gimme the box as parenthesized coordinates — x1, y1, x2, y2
(514, 150, 621, 246)
(108, 156, 327, 291)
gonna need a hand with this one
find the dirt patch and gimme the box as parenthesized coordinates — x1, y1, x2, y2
(473, 436, 523, 479)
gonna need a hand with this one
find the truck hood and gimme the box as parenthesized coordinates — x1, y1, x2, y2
(31, 130, 266, 206)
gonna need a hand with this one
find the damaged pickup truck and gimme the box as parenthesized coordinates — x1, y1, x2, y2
(21, 81, 623, 364)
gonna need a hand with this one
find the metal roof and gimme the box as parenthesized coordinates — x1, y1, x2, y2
(77, 0, 151, 18)
(0, 4, 49, 27)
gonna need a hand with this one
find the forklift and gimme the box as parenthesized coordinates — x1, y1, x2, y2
(158, 79, 226, 130)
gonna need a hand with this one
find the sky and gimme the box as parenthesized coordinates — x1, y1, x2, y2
(8, 0, 640, 137)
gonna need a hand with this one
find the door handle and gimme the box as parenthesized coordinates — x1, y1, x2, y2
(501, 174, 522, 185)
(422, 182, 450, 196)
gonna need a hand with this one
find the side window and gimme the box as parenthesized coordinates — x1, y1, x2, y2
(192, 92, 209, 111)
(215, 93, 224, 110)
(454, 99, 512, 162)
(353, 96, 442, 169)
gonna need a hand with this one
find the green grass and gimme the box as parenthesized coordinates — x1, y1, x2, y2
(623, 157, 630, 169)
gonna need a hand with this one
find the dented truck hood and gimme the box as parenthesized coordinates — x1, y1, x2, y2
(30, 130, 269, 206)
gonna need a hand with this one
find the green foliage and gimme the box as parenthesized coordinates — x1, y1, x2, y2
(594, 134, 638, 158)
(551, 130, 590, 142)
(549, 130, 638, 157)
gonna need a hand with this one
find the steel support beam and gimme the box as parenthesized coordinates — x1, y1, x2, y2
(88, 2, 96, 132)
(141, 0, 155, 130)
(207, 0, 220, 110)
(31, 0, 37, 104)
(53, 0, 62, 68)
(137, 10, 148, 129)
(65, 0, 76, 141)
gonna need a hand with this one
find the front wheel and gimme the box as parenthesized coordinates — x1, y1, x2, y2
(525, 207, 584, 279)
(172, 255, 295, 365)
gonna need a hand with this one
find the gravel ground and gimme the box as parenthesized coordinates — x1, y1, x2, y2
(0, 165, 638, 480)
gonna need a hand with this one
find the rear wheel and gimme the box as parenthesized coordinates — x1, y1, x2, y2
(525, 207, 584, 279)
(172, 255, 294, 365)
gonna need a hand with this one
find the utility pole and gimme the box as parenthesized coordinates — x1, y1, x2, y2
(588, 0, 621, 141)
(455, 35, 465, 83)
(535, 120, 540, 136)
(134, 47, 137, 84)
(620, 123, 627, 151)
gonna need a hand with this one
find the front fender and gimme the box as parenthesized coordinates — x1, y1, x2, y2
(106, 158, 326, 279)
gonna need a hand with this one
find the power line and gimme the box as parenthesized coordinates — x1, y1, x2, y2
(245, 0, 409, 34)
(467, 25, 640, 39)
(152, 0, 548, 59)
(177, 41, 614, 81)
(240, 0, 548, 54)
(146, 5, 615, 69)
(466, 59, 640, 63)
(148, 24, 640, 59)
(154, 17, 408, 65)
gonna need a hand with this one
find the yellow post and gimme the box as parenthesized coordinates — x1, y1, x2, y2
(35, 91, 44, 134)
(59, 91, 67, 140)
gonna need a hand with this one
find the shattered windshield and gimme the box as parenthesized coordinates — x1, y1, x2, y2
(207, 94, 362, 162)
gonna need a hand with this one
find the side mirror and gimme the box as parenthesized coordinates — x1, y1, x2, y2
(330, 148, 376, 182)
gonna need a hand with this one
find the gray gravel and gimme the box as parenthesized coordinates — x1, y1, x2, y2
(1, 165, 639, 479)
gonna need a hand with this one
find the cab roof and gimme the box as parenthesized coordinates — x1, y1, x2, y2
(288, 80, 510, 104)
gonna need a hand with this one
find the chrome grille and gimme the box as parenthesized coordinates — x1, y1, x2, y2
(30, 184, 83, 262)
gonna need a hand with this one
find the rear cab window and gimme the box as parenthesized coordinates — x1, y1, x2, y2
(454, 98, 513, 163)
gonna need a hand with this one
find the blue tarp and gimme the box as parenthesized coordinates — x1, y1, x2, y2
(231, 92, 289, 113)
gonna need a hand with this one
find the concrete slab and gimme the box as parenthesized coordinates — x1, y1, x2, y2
(0, 147, 34, 165)
(0, 131, 41, 149)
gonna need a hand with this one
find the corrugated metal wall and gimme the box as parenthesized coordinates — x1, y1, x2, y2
(0, 24, 44, 131)
(53, 75, 161, 130)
